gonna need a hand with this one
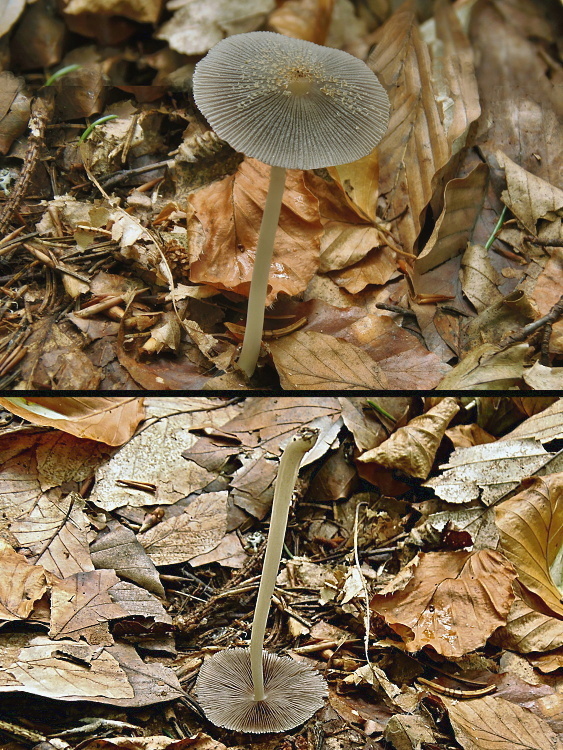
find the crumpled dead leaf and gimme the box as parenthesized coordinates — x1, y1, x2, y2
(496, 474, 563, 619)
(0, 396, 144, 446)
(0, 540, 48, 623)
(498, 151, 563, 235)
(188, 158, 322, 305)
(371, 549, 516, 657)
(492, 581, 563, 654)
(437, 342, 529, 390)
(502, 399, 563, 444)
(359, 397, 459, 479)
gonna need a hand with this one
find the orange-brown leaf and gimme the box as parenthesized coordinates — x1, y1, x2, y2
(0, 397, 145, 446)
(371, 549, 516, 657)
(188, 158, 322, 305)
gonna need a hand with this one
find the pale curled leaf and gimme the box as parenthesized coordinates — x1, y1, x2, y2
(269, 330, 388, 390)
(157, 0, 275, 55)
(502, 399, 563, 444)
(496, 474, 563, 619)
(0, 397, 145, 446)
(444, 694, 560, 750)
(188, 158, 322, 305)
(493, 585, 563, 654)
(359, 397, 459, 479)
(416, 162, 488, 274)
(424, 438, 552, 505)
(371, 549, 516, 657)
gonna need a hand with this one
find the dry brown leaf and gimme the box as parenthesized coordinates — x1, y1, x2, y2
(371, 549, 516, 657)
(0, 541, 48, 623)
(49, 569, 126, 644)
(0, 71, 30, 154)
(10, 493, 94, 579)
(359, 397, 460, 479)
(384, 714, 438, 748)
(460, 243, 503, 313)
(415, 162, 489, 274)
(498, 151, 563, 235)
(444, 694, 560, 750)
(0, 397, 145, 446)
(327, 149, 381, 222)
(529, 652, 563, 674)
(269, 330, 388, 390)
(494, 584, 563, 654)
(530, 248, 563, 356)
(524, 363, 563, 391)
(138, 492, 228, 567)
(367, 1, 450, 253)
(436, 342, 529, 390)
(445, 423, 496, 449)
(329, 245, 398, 294)
(496, 474, 563, 619)
(0, 633, 182, 706)
(188, 158, 322, 305)
(340, 397, 412, 453)
(267, 0, 334, 44)
(90, 520, 165, 598)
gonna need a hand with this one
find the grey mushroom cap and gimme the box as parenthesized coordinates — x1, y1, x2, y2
(195, 647, 327, 733)
(192, 31, 390, 170)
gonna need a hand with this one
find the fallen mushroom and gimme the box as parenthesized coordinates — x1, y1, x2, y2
(192, 31, 390, 378)
(195, 426, 325, 733)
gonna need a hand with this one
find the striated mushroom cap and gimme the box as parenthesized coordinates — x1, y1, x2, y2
(192, 31, 390, 170)
(195, 647, 327, 733)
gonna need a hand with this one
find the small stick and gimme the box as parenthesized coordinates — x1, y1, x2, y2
(417, 677, 496, 698)
(498, 294, 563, 351)
(0, 89, 56, 235)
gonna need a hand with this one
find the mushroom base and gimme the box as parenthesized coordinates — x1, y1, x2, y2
(195, 647, 327, 733)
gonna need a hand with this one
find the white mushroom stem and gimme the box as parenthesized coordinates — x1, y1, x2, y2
(249, 427, 318, 701)
(237, 165, 286, 378)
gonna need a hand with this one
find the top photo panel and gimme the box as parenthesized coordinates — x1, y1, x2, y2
(0, 0, 561, 391)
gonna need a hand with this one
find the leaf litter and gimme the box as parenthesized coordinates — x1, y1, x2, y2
(0, 0, 561, 389)
(1, 395, 563, 749)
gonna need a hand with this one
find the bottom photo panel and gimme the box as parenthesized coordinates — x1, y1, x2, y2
(0, 394, 562, 750)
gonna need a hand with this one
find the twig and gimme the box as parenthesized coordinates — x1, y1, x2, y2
(0, 88, 56, 235)
(498, 295, 563, 352)
(524, 235, 563, 247)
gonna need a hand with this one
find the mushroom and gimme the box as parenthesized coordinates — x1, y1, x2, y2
(195, 427, 325, 733)
(192, 31, 390, 377)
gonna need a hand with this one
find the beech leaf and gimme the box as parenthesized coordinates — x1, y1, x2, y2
(371, 549, 516, 657)
(496, 474, 563, 619)
(188, 158, 322, 305)
(269, 330, 388, 390)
